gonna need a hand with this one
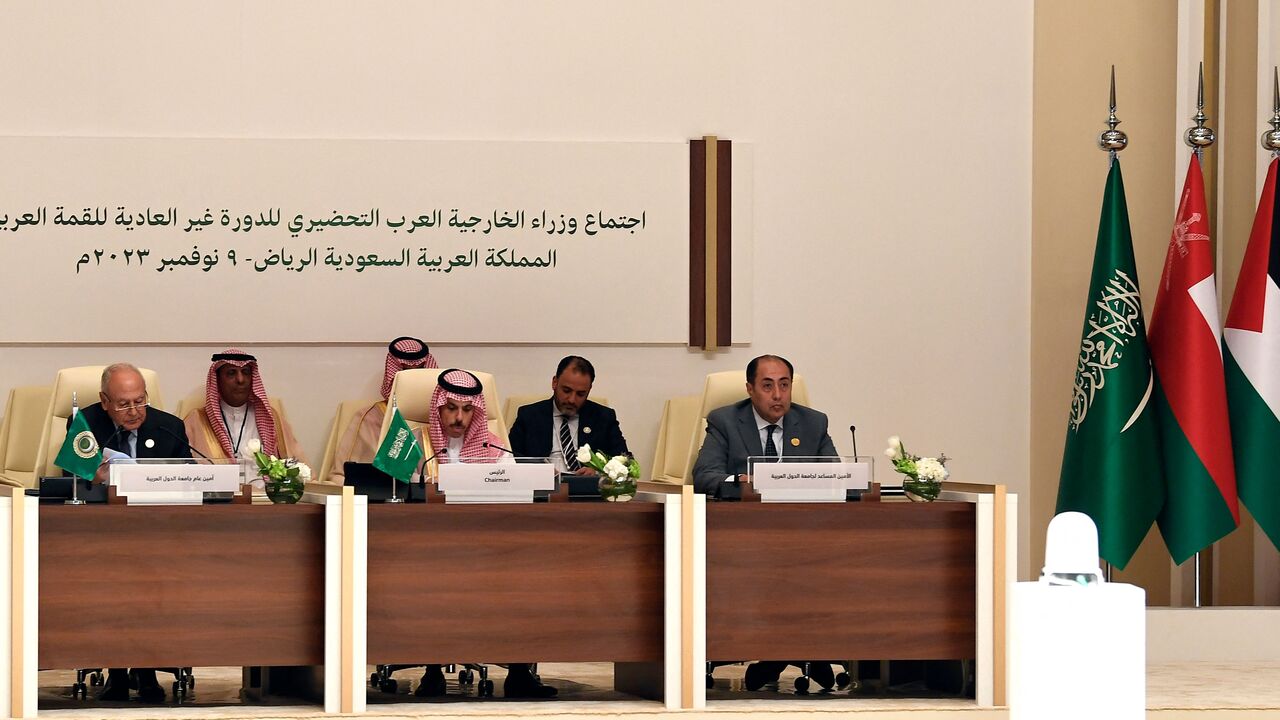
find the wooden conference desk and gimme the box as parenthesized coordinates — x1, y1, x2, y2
(39, 503, 327, 670)
(366, 502, 666, 664)
(706, 501, 977, 662)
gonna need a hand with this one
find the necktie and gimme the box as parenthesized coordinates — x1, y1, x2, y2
(559, 416, 580, 471)
(764, 424, 779, 459)
(119, 430, 134, 458)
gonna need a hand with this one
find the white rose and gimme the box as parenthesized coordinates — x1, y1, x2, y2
(297, 463, 312, 481)
(245, 438, 262, 455)
(604, 457, 628, 480)
(576, 444, 593, 464)
(915, 457, 949, 482)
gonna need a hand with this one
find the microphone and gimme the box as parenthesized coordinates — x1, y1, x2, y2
(417, 448, 442, 484)
(153, 425, 211, 461)
(482, 440, 515, 455)
(849, 425, 858, 459)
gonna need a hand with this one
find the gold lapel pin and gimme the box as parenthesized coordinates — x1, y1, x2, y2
(790, 437, 800, 447)
(583, 426, 592, 434)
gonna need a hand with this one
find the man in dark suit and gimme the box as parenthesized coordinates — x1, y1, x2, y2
(509, 355, 629, 470)
(62, 362, 191, 703)
(691, 354, 840, 692)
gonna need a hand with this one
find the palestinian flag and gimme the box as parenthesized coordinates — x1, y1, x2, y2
(1225, 157, 1280, 551)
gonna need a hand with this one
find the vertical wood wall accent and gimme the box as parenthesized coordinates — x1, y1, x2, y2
(689, 137, 732, 349)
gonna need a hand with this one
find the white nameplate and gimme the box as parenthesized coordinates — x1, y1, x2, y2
(110, 462, 242, 505)
(437, 462, 555, 504)
(752, 461, 870, 503)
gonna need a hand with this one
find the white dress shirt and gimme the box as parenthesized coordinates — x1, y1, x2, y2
(220, 399, 260, 458)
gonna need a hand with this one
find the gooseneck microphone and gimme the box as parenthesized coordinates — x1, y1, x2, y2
(482, 440, 515, 455)
(153, 424, 212, 461)
(849, 425, 858, 459)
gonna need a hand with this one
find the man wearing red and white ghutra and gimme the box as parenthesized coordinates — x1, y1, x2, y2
(328, 337, 437, 483)
(182, 349, 305, 465)
(426, 369, 508, 463)
(415, 370, 554, 700)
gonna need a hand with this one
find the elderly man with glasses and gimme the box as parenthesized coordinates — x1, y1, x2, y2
(63, 363, 193, 484)
(58, 362, 191, 702)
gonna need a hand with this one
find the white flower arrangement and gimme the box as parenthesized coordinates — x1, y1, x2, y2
(884, 436, 950, 502)
(576, 443, 641, 501)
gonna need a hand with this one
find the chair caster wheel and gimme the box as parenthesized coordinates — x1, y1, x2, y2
(370, 672, 381, 688)
(72, 682, 86, 699)
(794, 676, 810, 694)
(480, 679, 494, 697)
(380, 678, 398, 694)
(90, 672, 104, 686)
(836, 671, 851, 689)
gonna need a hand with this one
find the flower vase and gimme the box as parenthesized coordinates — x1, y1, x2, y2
(598, 477, 637, 502)
(264, 476, 304, 504)
(902, 477, 941, 503)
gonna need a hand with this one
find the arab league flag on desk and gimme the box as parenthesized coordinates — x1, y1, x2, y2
(1056, 159, 1164, 570)
(373, 405, 423, 483)
(1149, 155, 1239, 564)
(1225, 157, 1280, 551)
(55, 410, 101, 481)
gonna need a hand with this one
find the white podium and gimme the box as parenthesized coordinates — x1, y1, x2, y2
(1008, 581, 1145, 719)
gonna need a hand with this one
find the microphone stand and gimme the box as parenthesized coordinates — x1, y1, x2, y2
(68, 392, 86, 505)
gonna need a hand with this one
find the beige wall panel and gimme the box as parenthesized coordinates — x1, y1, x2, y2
(1032, 0, 1179, 598)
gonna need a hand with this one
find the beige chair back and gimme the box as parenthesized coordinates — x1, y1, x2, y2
(36, 366, 165, 478)
(680, 370, 810, 482)
(318, 398, 381, 483)
(174, 387, 205, 421)
(380, 369, 508, 454)
(649, 394, 701, 484)
(0, 385, 53, 487)
(501, 393, 611, 433)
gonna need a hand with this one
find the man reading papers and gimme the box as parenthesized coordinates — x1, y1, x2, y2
(691, 354, 840, 692)
(508, 355, 628, 472)
(60, 363, 190, 702)
(183, 349, 305, 464)
(330, 336, 437, 483)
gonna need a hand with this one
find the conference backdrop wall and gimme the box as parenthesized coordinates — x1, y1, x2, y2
(0, 2, 1034, 572)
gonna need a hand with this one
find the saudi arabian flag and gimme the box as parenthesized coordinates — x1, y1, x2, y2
(1225, 157, 1280, 551)
(1149, 156, 1239, 564)
(56, 410, 102, 481)
(373, 405, 423, 483)
(1056, 159, 1165, 570)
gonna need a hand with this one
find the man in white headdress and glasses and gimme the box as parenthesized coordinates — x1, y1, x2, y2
(183, 349, 305, 465)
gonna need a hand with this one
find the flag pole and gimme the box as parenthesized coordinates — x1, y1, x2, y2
(1262, 67, 1280, 159)
(1184, 60, 1216, 609)
(68, 391, 85, 505)
(1096, 65, 1127, 581)
(1099, 65, 1128, 167)
(387, 394, 404, 504)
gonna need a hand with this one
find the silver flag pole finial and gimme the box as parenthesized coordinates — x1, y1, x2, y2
(1185, 61, 1216, 157)
(1262, 67, 1280, 156)
(1098, 65, 1128, 164)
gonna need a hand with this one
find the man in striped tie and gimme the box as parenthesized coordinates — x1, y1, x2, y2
(508, 355, 629, 472)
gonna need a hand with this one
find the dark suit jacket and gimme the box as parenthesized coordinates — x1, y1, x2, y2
(64, 403, 193, 469)
(692, 399, 838, 495)
(508, 397, 629, 460)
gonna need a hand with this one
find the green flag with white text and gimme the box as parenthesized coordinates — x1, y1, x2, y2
(56, 410, 102, 481)
(1055, 159, 1165, 569)
(373, 405, 423, 483)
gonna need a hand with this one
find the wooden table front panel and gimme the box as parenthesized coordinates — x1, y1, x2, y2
(707, 502, 976, 661)
(367, 503, 665, 664)
(39, 504, 326, 669)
